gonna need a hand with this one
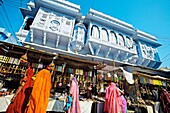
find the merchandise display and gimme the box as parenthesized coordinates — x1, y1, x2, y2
(0, 42, 169, 113)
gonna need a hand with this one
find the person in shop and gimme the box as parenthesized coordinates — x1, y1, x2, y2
(104, 81, 126, 113)
(69, 77, 81, 113)
(63, 92, 72, 113)
(87, 83, 93, 99)
(6, 62, 34, 113)
(25, 61, 54, 113)
(151, 86, 158, 101)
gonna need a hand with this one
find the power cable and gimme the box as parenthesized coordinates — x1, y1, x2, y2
(0, 19, 4, 28)
(159, 44, 170, 50)
(162, 52, 170, 61)
(3, 2, 19, 8)
(3, 1, 25, 8)
(0, 9, 10, 30)
(1, 4, 15, 36)
(162, 57, 170, 64)
(20, 0, 23, 37)
(4, 0, 26, 6)
(90, 0, 94, 9)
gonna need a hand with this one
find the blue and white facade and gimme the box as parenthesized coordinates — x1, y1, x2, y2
(0, 27, 21, 45)
(16, 0, 161, 69)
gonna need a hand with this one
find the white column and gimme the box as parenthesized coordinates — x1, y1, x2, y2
(30, 29, 34, 42)
(95, 45, 101, 55)
(88, 42, 94, 55)
(105, 48, 111, 58)
(67, 38, 71, 51)
(56, 35, 60, 48)
(114, 50, 120, 59)
(43, 32, 47, 45)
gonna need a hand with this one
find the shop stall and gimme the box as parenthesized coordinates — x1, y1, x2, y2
(0, 42, 100, 113)
(125, 71, 168, 113)
(1, 41, 170, 113)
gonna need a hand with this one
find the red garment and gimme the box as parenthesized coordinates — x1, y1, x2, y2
(104, 82, 121, 113)
(6, 68, 34, 113)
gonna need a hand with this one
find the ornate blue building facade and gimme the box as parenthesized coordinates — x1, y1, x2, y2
(16, 0, 161, 68)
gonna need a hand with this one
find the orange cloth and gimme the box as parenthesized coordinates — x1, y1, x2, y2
(25, 69, 51, 113)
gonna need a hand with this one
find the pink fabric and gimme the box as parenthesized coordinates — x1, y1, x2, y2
(104, 82, 121, 113)
(120, 95, 127, 113)
(69, 77, 81, 113)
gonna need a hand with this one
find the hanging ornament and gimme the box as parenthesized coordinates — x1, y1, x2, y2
(20, 53, 28, 63)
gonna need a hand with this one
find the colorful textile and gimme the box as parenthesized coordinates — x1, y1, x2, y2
(68, 68, 73, 73)
(57, 66, 62, 72)
(25, 69, 51, 113)
(162, 81, 166, 86)
(120, 95, 127, 113)
(6, 67, 34, 113)
(69, 77, 81, 113)
(104, 82, 121, 113)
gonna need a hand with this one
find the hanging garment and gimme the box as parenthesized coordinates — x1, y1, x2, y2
(25, 69, 51, 113)
(104, 82, 122, 113)
(69, 77, 81, 113)
(160, 88, 170, 113)
(120, 67, 134, 84)
(154, 102, 160, 113)
(6, 67, 34, 113)
(146, 105, 154, 113)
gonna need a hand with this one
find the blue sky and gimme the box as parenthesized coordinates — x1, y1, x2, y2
(0, 0, 170, 68)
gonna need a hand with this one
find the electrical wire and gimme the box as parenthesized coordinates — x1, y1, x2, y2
(4, 0, 26, 6)
(0, 9, 10, 30)
(158, 44, 170, 50)
(20, 0, 23, 36)
(162, 57, 170, 64)
(3, 1, 24, 8)
(91, 0, 94, 8)
(3, 2, 20, 8)
(1, 4, 15, 36)
(0, 19, 4, 28)
(162, 52, 170, 61)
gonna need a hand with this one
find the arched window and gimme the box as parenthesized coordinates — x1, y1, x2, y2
(91, 25, 100, 39)
(24, 18, 34, 30)
(117, 34, 125, 46)
(101, 28, 109, 41)
(126, 36, 133, 48)
(110, 31, 117, 44)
